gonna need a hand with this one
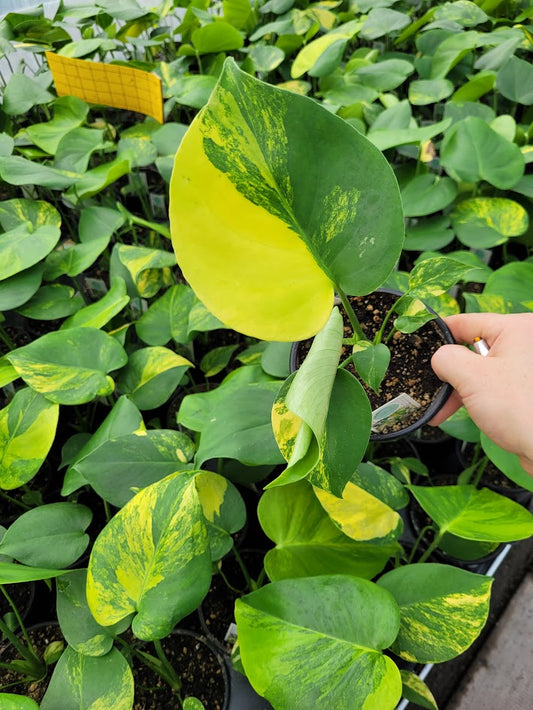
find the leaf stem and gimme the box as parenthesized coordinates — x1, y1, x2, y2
(335, 287, 365, 341)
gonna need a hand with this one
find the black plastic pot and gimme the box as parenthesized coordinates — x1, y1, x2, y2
(290, 289, 454, 442)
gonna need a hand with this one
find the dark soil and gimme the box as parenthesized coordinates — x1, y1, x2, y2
(0, 622, 64, 701)
(132, 632, 228, 710)
(294, 291, 450, 434)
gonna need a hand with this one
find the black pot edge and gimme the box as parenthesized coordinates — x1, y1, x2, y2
(289, 289, 455, 442)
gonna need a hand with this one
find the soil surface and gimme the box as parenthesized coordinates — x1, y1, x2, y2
(294, 292, 449, 434)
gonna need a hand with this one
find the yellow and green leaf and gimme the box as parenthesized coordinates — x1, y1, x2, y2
(0, 387, 59, 490)
(87, 471, 212, 640)
(378, 563, 492, 663)
(451, 197, 529, 248)
(170, 58, 404, 341)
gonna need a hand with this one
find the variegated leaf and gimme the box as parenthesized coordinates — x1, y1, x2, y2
(409, 484, 533, 541)
(377, 563, 492, 663)
(170, 58, 403, 341)
(451, 197, 528, 248)
(87, 471, 212, 640)
(400, 670, 438, 710)
(6, 328, 127, 405)
(0, 694, 40, 709)
(0, 387, 59, 489)
(116, 346, 192, 410)
(314, 482, 403, 544)
(195, 470, 246, 560)
(259, 481, 398, 581)
(41, 646, 134, 710)
(236, 575, 402, 709)
(115, 244, 176, 298)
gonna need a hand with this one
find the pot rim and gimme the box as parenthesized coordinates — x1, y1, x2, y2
(289, 288, 454, 441)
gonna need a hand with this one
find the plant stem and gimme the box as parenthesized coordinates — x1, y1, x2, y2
(407, 524, 434, 564)
(335, 287, 365, 341)
(232, 547, 256, 591)
(153, 639, 183, 693)
(417, 528, 444, 564)
(0, 326, 15, 351)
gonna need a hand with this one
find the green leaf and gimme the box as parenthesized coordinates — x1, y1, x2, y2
(378, 563, 492, 663)
(483, 262, 533, 311)
(236, 575, 402, 709)
(60, 277, 130, 330)
(54, 126, 108, 173)
(44, 206, 123, 280)
(87, 471, 213, 640)
(200, 344, 239, 377)
(430, 31, 479, 79)
(0, 199, 61, 280)
(0, 358, 18, 388)
(481, 433, 533, 493)
(15, 284, 84, 320)
(259, 481, 397, 580)
(354, 59, 414, 92)
(353, 462, 409, 510)
(116, 346, 192, 410)
(408, 78, 454, 105)
(270, 309, 371, 494)
(179, 365, 285, 467)
(367, 118, 451, 151)
(360, 9, 410, 39)
(57, 570, 130, 657)
(404, 216, 455, 252)
(0, 694, 40, 709)
(401, 173, 457, 217)
(135, 284, 223, 346)
(0, 387, 59, 490)
(6, 327, 128, 405)
(191, 21, 244, 54)
(400, 670, 438, 710)
(250, 45, 285, 72)
(261, 341, 292, 378)
(451, 197, 529, 248)
(23, 96, 89, 154)
(438, 407, 480, 443)
(41, 646, 134, 710)
(63, 396, 144, 496)
(2, 73, 53, 115)
(441, 116, 525, 189)
(0, 156, 78, 190)
(0, 264, 44, 311)
(452, 70, 496, 102)
(0, 562, 69, 584)
(352, 341, 390, 393)
(170, 58, 404, 341)
(496, 55, 533, 105)
(167, 73, 217, 109)
(291, 21, 361, 78)
(433, 1, 488, 27)
(0, 502, 91, 568)
(74, 429, 195, 508)
(409, 484, 533, 541)
(65, 157, 131, 203)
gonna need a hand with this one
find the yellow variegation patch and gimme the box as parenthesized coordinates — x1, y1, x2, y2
(271, 382, 303, 462)
(452, 197, 528, 238)
(195, 471, 227, 522)
(170, 118, 333, 341)
(314, 482, 402, 542)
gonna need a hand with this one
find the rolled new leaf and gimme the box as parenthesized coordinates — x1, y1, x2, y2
(170, 57, 404, 341)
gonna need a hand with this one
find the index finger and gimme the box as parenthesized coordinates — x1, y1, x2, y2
(441, 313, 508, 346)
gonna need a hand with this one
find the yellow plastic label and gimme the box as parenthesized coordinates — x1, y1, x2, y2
(46, 51, 164, 123)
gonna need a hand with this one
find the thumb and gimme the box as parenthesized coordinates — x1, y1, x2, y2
(431, 344, 488, 394)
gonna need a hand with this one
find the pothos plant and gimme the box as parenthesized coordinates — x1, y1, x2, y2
(167, 58, 533, 709)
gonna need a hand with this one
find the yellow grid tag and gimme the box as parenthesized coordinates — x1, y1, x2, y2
(46, 51, 164, 124)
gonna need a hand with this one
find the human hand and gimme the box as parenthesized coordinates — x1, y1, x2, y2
(429, 312, 533, 477)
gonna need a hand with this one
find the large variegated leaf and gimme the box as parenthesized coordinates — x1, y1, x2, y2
(451, 197, 528, 248)
(87, 471, 212, 640)
(116, 346, 192, 410)
(0, 199, 61, 280)
(6, 328, 127, 405)
(0, 387, 59, 489)
(235, 575, 402, 710)
(114, 244, 176, 298)
(377, 563, 492, 663)
(63, 396, 144, 496)
(314, 482, 403, 545)
(259, 481, 398, 581)
(40, 646, 134, 710)
(170, 58, 404, 341)
(353, 462, 410, 510)
(270, 309, 371, 494)
(57, 570, 131, 657)
(409, 484, 533, 542)
(75, 429, 195, 507)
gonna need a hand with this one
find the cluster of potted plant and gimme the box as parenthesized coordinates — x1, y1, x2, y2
(0, 0, 532, 708)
